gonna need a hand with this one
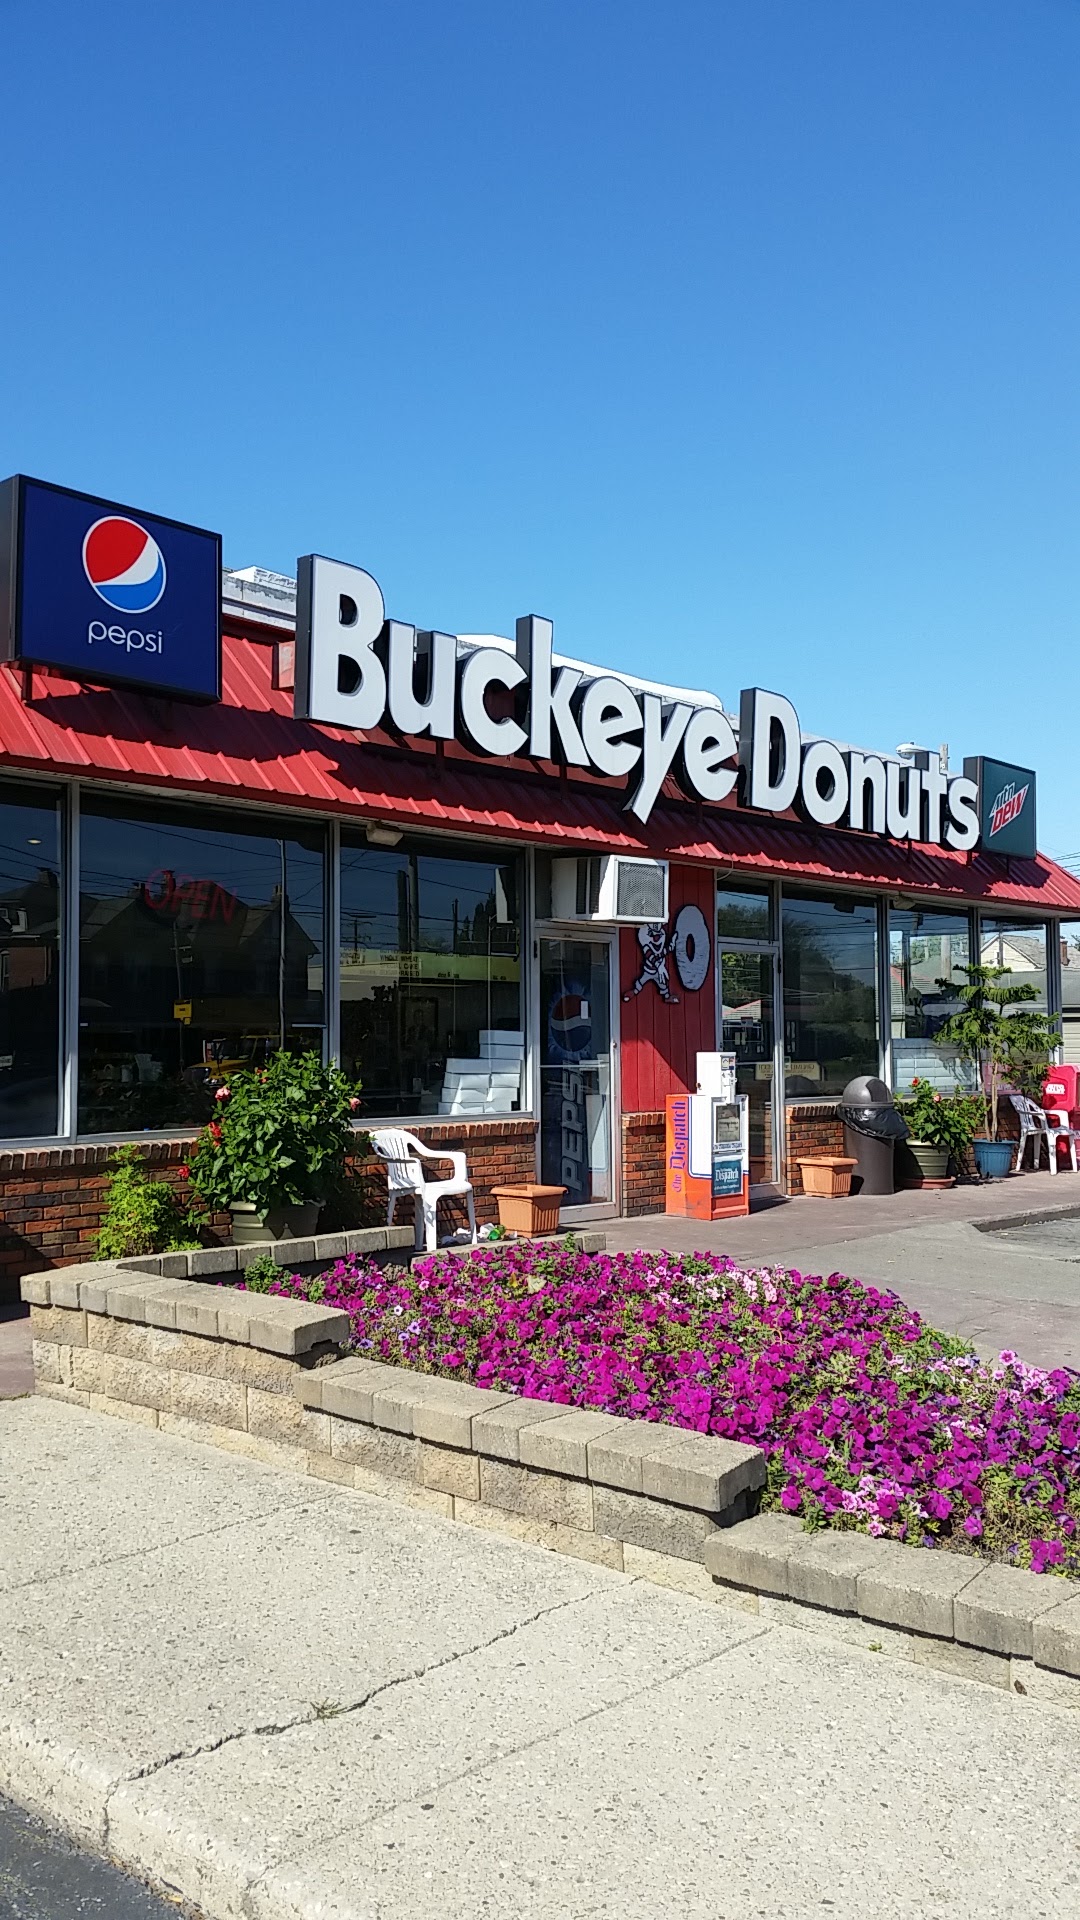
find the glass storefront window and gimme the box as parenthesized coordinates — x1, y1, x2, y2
(0, 784, 61, 1137)
(980, 917, 1049, 1009)
(717, 884, 771, 942)
(889, 906, 973, 1091)
(781, 891, 879, 1098)
(78, 799, 325, 1133)
(339, 837, 523, 1119)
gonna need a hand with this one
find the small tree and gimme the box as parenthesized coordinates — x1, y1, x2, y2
(933, 963, 1059, 1141)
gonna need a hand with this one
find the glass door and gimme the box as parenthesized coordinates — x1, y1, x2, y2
(538, 936, 615, 1214)
(718, 946, 777, 1185)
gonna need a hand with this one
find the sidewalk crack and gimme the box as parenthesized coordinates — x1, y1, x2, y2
(271, 1614, 774, 1876)
(107, 1584, 607, 1798)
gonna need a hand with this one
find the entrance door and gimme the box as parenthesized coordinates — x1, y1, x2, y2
(538, 936, 616, 1214)
(718, 946, 777, 1185)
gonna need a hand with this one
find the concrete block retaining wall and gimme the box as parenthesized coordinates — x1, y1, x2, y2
(23, 1246, 1080, 1695)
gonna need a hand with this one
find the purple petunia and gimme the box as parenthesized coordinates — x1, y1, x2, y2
(233, 1243, 1080, 1579)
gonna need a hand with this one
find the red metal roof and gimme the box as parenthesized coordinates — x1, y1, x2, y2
(3, 631, 1079, 913)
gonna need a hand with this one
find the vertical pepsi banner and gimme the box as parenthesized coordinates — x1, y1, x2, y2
(0, 476, 221, 701)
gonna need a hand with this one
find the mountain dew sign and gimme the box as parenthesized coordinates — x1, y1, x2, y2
(964, 757, 1037, 859)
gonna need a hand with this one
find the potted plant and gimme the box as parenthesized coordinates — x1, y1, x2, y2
(185, 1050, 365, 1241)
(933, 963, 1059, 1179)
(895, 1079, 981, 1187)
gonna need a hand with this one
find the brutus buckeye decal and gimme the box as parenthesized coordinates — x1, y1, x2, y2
(623, 903, 711, 1004)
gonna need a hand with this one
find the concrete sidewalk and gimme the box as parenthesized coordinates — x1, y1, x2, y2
(3, 1397, 1080, 1920)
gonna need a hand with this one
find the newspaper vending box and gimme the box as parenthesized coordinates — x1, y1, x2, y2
(665, 1071, 751, 1220)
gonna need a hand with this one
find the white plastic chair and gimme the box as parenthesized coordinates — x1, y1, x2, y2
(370, 1128, 478, 1252)
(1009, 1095, 1080, 1174)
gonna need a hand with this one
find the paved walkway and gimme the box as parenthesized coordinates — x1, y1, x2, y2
(605, 1171, 1080, 1370)
(3, 1396, 1080, 1920)
(0, 1313, 32, 1402)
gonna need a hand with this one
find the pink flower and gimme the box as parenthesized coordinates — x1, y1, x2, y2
(215, 1085, 230, 1100)
(349, 1097, 361, 1111)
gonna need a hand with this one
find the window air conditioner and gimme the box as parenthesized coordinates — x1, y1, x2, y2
(550, 855, 669, 925)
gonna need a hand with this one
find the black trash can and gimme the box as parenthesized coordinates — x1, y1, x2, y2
(837, 1075, 909, 1195)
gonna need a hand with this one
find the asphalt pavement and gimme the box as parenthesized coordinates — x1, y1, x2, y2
(0, 1791, 191, 1919)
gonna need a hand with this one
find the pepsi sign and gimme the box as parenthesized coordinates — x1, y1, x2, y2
(964, 756, 1037, 860)
(0, 476, 220, 701)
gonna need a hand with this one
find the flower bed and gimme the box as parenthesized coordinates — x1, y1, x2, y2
(240, 1241, 1080, 1579)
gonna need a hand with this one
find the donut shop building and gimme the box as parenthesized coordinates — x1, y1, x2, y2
(0, 472, 1078, 1288)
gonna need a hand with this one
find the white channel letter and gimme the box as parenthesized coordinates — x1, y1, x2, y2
(799, 739, 850, 826)
(680, 708, 737, 803)
(627, 695, 693, 822)
(920, 751, 948, 845)
(846, 753, 887, 834)
(294, 555, 386, 729)
(457, 648, 528, 757)
(515, 613, 589, 766)
(944, 776, 980, 851)
(579, 676, 643, 777)
(886, 760, 923, 840)
(386, 622, 456, 739)
(739, 688, 801, 813)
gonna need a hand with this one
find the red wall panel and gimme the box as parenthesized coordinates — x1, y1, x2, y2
(619, 865, 715, 1112)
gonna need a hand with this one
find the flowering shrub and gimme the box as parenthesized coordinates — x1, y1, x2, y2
(243, 1242, 1080, 1577)
(186, 1050, 364, 1215)
(897, 1078, 981, 1161)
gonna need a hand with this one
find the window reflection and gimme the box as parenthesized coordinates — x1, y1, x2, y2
(781, 891, 879, 1098)
(0, 785, 61, 1137)
(339, 838, 523, 1118)
(980, 918, 1048, 1009)
(889, 906, 972, 1091)
(717, 885, 771, 942)
(78, 800, 325, 1133)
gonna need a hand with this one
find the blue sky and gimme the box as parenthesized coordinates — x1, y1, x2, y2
(3, 2, 1078, 856)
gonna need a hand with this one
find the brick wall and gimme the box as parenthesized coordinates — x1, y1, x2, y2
(622, 1111, 665, 1216)
(0, 1119, 538, 1305)
(784, 1103, 846, 1196)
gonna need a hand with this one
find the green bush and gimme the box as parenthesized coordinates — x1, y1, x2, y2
(186, 1050, 364, 1216)
(95, 1146, 201, 1260)
(896, 1079, 982, 1162)
(241, 1252, 280, 1293)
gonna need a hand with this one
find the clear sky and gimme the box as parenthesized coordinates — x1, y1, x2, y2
(3, 2, 1078, 856)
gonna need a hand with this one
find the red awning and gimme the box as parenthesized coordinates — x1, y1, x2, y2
(2, 632, 1079, 913)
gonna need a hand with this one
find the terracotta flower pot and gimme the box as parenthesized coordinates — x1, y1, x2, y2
(798, 1157, 858, 1198)
(491, 1184, 566, 1236)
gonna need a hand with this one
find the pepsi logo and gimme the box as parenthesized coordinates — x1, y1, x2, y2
(82, 516, 166, 614)
(547, 989, 592, 1063)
